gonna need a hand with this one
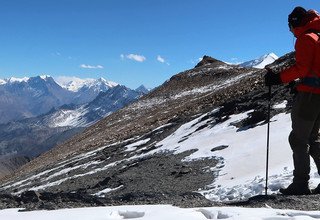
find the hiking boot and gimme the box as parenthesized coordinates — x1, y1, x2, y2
(311, 184, 320, 194)
(279, 182, 311, 195)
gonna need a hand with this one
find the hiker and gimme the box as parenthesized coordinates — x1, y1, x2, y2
(265, 6, 320, 195)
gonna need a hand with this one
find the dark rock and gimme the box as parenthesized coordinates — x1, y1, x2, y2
(20, 191, 42, 203)
(211, 145, 229, 152)
(195, 55, 226, 68)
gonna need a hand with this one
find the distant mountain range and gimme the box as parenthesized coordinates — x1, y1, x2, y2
(0, 76, 148, 177)
(0, 76, 148, 124)
(0, 84, 144, 160)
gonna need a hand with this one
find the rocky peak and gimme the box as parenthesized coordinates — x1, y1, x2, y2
(195, 55, 226, 68)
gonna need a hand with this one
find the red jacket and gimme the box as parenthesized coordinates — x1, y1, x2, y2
(280, 10, 320, 94)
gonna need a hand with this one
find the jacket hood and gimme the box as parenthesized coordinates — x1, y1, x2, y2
(293, 10, 320, 37)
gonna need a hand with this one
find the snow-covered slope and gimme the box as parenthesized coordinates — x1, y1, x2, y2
(240, 53, 279, 69)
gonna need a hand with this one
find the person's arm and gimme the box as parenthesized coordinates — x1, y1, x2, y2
(280, 34, 316, 83)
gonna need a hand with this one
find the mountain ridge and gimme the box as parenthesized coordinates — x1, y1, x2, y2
(0, 76, 121, 124)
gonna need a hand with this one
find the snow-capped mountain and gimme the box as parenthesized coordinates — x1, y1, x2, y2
(0, 75, 75, 124)
(72, 78, 119, 105)
(0, 76, 122, 124)
(56, 76, 118, 92)
(2, 76, 30, 83)
(54, 76, 119, 105)
(240, 53, 279, 69)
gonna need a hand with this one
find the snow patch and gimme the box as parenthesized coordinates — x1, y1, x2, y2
(94, 185, 124, 197)
(49, 107, 89, 127)
(273, 100, 287, 109)
(125, 139, 151, 152)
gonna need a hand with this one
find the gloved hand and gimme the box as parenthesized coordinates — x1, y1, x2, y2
(264, 69, 282, 86)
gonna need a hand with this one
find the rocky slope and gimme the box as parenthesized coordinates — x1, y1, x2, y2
(0, 156, 30, 179)
(0, 53, 298, 209)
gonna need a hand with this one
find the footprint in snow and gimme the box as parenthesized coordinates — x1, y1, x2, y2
(197, 209, 231, 219)
(109, 210, 145, 219)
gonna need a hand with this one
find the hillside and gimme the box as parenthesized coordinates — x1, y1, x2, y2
(0, 52, 303, 210)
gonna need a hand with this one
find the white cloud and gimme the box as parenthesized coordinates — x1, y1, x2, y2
(121, 54, 146, 62)
(157, 55, 170, 65)
(80, 64, 104, 69)
(157, 55, 165, 63)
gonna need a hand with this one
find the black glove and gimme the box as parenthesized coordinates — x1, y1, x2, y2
(264, 69, 282, 86)
(288, 81, 297, 95)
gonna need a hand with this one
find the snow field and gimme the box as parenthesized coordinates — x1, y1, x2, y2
(2, 205, 320, 220)
(147, 110, 320, 201)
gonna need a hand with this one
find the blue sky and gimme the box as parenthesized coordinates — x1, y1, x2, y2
(0, 0, 318, 89)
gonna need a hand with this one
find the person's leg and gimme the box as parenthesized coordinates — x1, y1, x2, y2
(309, 115, 320, 174)
(308, 98, 320, 193)
(281, 93, 320, 194)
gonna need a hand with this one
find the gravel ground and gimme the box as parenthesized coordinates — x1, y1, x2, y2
(2, 191, 320, 211)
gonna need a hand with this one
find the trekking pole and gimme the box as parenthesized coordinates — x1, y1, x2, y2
(265, 85, 271, 196)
